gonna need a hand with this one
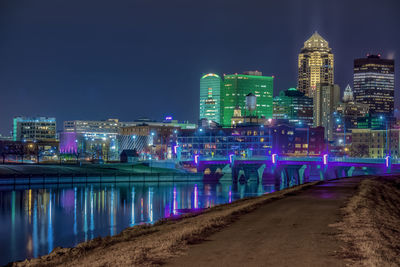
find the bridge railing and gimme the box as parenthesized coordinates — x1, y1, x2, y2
(180, 155, 396, 165)
(329, 157, 385, 164)
(278, 156, 320, 162)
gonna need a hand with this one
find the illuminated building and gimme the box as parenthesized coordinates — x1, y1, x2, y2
(12, 116, 56, 141)
(0, 140, 59, 163)
(351, 128, 400, 158)
(117, 119, 196, 160)
(221, 71, 273, 126)
(230, 93, 269, 126)
(272, 125, 325, 156)
(177, 125, 324, 158)
(177, 126, 273, 159)
(342, 84, 354, 102)
(353, 54, 395, 116)
(313, 83, 340, 140)
(118, 124, 179, 160)
(332, 100, 369, 156)
(61, 118, 195, 161)
(297, 32, 334, 97)
(355, 113, 395, 131)
(273, 88, 313, 126)
(334, 101, 369, 129)
(61, 119, 129, 161)
(200, 73, 222, 124)
(63, 119, 132, 134)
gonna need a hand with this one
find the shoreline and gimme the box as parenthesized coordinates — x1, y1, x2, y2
(10, 181, 320, 266)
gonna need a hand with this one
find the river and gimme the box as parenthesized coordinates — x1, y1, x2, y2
(0, 181, 276, 265)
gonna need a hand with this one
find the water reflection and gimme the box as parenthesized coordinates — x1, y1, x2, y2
(0, 181, 274, 265)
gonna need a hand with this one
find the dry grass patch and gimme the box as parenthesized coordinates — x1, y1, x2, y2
(332, 176, 400, 266)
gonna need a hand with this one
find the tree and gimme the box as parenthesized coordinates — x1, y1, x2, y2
(350, 144, 369, 158)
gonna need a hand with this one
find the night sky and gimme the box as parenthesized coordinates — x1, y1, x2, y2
(0, 0, 399, 135)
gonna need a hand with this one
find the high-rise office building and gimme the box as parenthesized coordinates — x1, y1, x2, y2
(13, 116, 56, 141)
(313, 83, 340, 140)
(335, 99, 369, 129)
(297, 32, 334, 97)
(221, 72, 273, 126)
(353, 54, 395, 116)
(273, 88, 313, 126)
(199, 73, 222, 124)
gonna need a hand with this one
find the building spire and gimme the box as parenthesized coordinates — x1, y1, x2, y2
(343, 84, 354, 102)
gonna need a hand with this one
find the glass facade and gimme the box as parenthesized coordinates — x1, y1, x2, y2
(199, 73, 222, 124)
(273, 88, 313, 126)
(221, 74, 273, 126)
(353, 55, 395, 116)
(177, 127, 272, 159)
(297, 32, 334, 97)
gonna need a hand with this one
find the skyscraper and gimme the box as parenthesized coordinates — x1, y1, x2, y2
(221, 72, 273, 126)
(199, 73, 222, 124)
(313, 83, 340, 140)
(297, 32, 334, 97)
(353, 54, 395, 116)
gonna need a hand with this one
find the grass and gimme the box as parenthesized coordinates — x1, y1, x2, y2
(331, 175, 400, 266)
(11, 181, 319, 267)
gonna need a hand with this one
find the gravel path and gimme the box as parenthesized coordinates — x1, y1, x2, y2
(166, 177, 365, 267)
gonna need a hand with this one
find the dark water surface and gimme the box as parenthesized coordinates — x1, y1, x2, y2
(0, 181, 275, 265)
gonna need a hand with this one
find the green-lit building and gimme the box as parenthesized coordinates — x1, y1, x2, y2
(273, 88, 313, 126)
(199, 73, 222, 124)
(221, 71, 274, 126)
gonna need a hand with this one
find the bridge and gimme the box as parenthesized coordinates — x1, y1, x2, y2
(179, 155, 398, 187)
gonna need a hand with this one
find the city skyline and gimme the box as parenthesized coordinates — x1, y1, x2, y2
(0, 0, 399, 135)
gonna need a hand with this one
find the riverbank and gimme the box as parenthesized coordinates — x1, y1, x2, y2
(11, 181, 320, 266)
(0, 162, 186, 178)
(332, 175, 400, 266)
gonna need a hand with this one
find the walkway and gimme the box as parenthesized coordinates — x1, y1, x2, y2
(167, 177, 364, 267)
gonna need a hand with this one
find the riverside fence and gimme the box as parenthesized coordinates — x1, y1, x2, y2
(0, 172, 203, 187)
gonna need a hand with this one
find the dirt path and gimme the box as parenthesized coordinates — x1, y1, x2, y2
(166, 177, 364, 267)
